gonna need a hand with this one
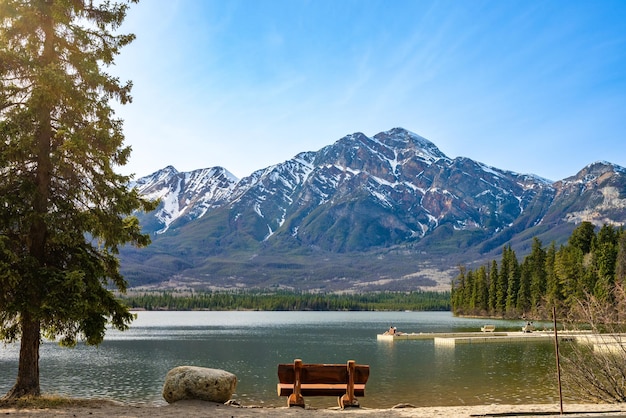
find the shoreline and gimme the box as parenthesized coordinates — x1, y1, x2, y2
(2, 400, 626, 417)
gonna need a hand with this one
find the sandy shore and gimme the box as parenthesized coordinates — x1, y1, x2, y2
(2, 400, 626, 417)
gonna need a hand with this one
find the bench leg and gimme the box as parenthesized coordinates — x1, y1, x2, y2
(288, 359, 305, 408)
(339, 360, 360, 409)
(288, 393, 305, 408)
(339, 394, 360, 409)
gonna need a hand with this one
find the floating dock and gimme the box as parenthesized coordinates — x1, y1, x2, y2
(377, 330, 585, 345)
(376, 331, 509, 341)
(433, 332, 578, 346)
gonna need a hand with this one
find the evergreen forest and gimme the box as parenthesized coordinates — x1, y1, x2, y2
(451, 222, 626, 319)
(121, 290, 450, 311)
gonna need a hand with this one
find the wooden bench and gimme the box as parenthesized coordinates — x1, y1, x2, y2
(277, 359, 370, 408)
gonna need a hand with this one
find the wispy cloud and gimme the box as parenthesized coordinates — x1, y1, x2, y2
(113, 0, 626, 181)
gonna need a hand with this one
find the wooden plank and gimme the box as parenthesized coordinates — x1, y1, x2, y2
(277, 364, 369, 385)
(277, 383, 366, 397)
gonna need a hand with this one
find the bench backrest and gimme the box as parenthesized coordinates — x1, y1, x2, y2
(277, 363, 370, 385)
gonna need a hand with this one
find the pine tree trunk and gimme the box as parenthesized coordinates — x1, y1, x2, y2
(3, 4, 53, 401)
(3, 313, 41, 399)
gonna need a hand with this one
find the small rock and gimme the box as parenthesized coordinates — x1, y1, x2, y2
(162, 366, 237, 404)
(391, 403, 417, 409)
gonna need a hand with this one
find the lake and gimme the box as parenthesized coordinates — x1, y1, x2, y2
(0, 311, 568, 408)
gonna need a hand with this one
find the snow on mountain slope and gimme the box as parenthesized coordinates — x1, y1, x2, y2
(130, 129, 625, 245)
(131, 129, 543, 238)
(131, 165, 238, 233)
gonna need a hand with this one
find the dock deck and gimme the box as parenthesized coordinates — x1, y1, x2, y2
(377, 330, 585, 345)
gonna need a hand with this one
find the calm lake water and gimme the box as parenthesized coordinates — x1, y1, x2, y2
(0, 311, 569, 408)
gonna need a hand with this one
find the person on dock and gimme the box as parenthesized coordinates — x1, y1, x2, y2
(386, 326, 397, 335)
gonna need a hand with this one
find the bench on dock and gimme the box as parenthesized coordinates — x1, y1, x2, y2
(481, 325, 496, 332)
(277, 359, 370, 408)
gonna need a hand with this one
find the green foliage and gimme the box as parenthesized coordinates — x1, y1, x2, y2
(528, 237, 547, 309)
(616, 233, 626, 285)
(451, 222, 625, 320)
(121, 290, 451, 312)
(569, 221, 596, 254)
(0, 0, 153, 398)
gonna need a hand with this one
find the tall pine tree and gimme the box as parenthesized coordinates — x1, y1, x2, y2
(527, 237, 546, 313)
(488, 260, 498, 314)
(616, 231, 626, 286)
(592, 224, 619, 302)
(495, 247, 509, 316)
(0, 0, 154, 399)
(504, 246, 520, 316)
(544, 242, 561, 310)
(555, 245, 585, 309)
(475, 265, 489, 314)
(516, 262, 531, 314)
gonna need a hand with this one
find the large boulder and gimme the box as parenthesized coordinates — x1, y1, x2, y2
(162, 366, 237, 404)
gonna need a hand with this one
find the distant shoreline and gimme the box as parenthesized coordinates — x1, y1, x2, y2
(119, 289, 451, 312)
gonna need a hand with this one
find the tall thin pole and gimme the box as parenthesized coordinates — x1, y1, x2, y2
(553, 306, 563, 415)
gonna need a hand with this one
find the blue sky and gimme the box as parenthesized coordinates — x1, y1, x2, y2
(112, 0, 626, 182)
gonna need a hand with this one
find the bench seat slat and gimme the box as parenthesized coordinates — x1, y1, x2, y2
(277, 383, 366, 397)
(277, 364, 369, 385)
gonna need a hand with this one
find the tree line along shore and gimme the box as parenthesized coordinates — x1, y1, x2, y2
(120, 290, 450, 311)
(451, 221, 626, 320)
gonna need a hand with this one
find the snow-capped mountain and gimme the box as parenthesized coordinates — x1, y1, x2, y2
(121, 128, 626, 291)
(130, 165, 237, 233)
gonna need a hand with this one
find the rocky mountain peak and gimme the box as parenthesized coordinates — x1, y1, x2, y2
(130, 165, 178, 189)
(555, 161, 624, 188)
(131, 165, 238, 234)
(374, 127, 448, 164)
(579, 161, 624, 181)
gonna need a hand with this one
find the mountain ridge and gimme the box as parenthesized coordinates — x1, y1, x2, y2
(120, 128, 626, 292)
